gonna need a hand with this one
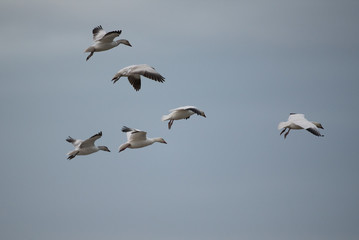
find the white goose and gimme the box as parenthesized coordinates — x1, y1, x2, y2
(66, 131, 110, 159)
(111, 64, 165, 91)
(161, 106, 206, 129)
(278, 113, 324, 139)
(119, 126, 167, 152)
(84, 25, 132, 61)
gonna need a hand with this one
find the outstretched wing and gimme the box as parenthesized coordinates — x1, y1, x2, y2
(66, 136, 82, 147)
(122, 126, 147, 141)
(288, 113, 304, 121)
(170, 106, 197, 113)
(92, 25, 106, 41)
(80, 131, 103, 148)
(128, 75, 142, 91)
(100, 30, 122, 43)
(133, 64, 165, 83)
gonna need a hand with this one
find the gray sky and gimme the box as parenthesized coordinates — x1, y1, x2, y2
(1, 0, 359, 239)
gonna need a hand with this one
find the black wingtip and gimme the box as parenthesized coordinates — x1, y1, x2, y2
(122, 126, 131, 132)
(92, 25, 103, 33)
(90, 131, 102, 139)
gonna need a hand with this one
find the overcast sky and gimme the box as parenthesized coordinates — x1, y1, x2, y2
(1, 0, 359, 239)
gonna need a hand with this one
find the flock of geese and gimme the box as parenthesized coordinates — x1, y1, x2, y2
(66, 25, 324, 160)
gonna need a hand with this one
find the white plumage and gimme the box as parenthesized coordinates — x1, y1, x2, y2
(84, 25, 132, 61)
(161, 106, 206, 129)
(119, 126, 167, 152)
(278, 113, 324, 139)
(66, 131, 110, 160)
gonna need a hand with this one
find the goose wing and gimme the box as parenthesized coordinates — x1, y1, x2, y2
(92, 25, 107, 41)
(66, 136, 82, 147)
(170, 106, 194, 112)
(184, 106, 202, 115)
(79, 131, 103, 148)
(132, 64, 165, 83)
(100, 30, 122, 43)
(306, 127, 323, 137)
(128, 75, 142, 91)
(170, 106, 202, 115)
(288, 113, 304, 121)
(122, 126, 147, 142)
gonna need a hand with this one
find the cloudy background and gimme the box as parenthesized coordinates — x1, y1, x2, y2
(1, 0, 359, 239)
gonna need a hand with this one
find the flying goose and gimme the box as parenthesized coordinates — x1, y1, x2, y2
(161, 106, 206, 129)
(111, 64, 165, 91)
(119, 126, 167, 152)
(84, 25, 132, 61)
(278, 113, 324, 139)
(66, 131, 110, 159)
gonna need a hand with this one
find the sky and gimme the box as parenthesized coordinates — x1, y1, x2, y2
(1, 0, 359, 239)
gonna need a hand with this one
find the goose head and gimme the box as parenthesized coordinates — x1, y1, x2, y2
(116, 39, 132, 47)
(155, 138, 167, 144)
(312, 122, 324, 129)
(98, 146, 111, 152)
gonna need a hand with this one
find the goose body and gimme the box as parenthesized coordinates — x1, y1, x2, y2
(66, 131, 110, 159)
(84, 25, 132, 61)
(119, 126, 167, 152)
(112, 64, 165, 91)
(278, 113, 324, 139)
(161, 106, 206, 129)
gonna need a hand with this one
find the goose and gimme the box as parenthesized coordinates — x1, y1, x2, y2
(111, 64, 165, 91)
(278, 113, 324, 139)
(161, 106, 206, 129)
(66, 131, 110, 159)
(119, 126, 167, 152)
(84, 25, 132, 61)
